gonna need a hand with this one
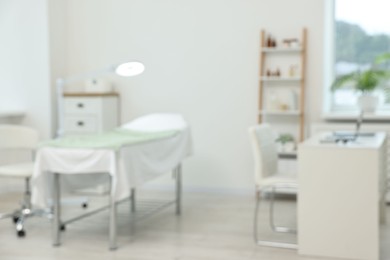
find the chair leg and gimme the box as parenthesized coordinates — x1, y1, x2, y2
(15, 214, 26, 237)
(130, 188, 136, 213)
(24, 177, 32, 209)
(2, 177, 51, 237)
(254, 188, 297, 249)
(269, 186, 297, 234)
(13, 177, 33, 237)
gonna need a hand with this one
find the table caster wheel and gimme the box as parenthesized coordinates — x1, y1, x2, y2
(60, 224, 66, 231)
(17, 230, 25, 237)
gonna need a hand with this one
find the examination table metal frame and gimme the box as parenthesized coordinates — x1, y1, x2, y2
(50, 150, 183, 250)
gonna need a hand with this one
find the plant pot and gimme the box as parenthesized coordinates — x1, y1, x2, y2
(278, 141, 296, 153)
(358, 95, 378, 113)
(284, 142, 296, 152)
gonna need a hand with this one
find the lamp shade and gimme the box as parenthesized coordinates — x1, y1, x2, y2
(115, 61, 145, 77)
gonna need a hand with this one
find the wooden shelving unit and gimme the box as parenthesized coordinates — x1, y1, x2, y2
(258, 28, 307, 142)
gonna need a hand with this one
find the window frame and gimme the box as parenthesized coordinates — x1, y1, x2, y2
(327, 0, 390, 114)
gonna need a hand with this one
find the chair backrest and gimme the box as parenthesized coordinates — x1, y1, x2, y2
(0, 125, 39, 150)
(248, 124, 278, 185)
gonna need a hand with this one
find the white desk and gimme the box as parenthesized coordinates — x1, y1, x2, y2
(298, 132, 386, 260)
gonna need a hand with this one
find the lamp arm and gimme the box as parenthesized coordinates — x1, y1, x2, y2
(56, 78, 65, 138)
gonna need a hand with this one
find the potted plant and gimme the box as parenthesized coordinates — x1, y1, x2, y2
(331, 53, 390, 112)
(275, 133, 295, 153)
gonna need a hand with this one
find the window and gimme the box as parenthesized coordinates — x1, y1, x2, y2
(332, 0, 390, 111)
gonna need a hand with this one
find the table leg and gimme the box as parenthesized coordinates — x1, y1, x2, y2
(109, 165, 117, 250)
(380, 193, 386, 224)
(52, 173, 61, 246)
(175, 164, 182, 215)
(131, 188, 136, 213)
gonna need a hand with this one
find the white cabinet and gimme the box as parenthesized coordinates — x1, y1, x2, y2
(61, 92, 120, 194)
(298, 132, 386, 260)
(62, 93, 119, 136)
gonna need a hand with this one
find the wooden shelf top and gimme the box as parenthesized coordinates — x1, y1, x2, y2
(259, 110, 301, 116)
(63, 92, 119, 97)
(260, 76, 302, 82)
(262, 47, 303, 53)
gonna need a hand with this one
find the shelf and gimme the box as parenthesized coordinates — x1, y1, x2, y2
(278, 151, 297, 159)
(259, 110, 301, 116)
(262, 47, 303, 53)
(63, 92, 119, 97)
(260, 76, 301, 82)
(323, 111, 390, 121)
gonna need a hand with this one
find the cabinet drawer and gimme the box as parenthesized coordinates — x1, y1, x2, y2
(64, 98, 100, 115)
(64, 116, 97, 133)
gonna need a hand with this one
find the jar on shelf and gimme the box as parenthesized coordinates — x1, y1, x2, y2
(289, 65, 299, 77)
(268, 91, 280, 111)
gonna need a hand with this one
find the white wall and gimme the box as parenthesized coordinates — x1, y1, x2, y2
(0, 0, 52, 139)
(58, 0, 326, 192)
(47, 0, 68, 137)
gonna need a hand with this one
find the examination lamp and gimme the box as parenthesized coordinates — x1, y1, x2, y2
(56, 61, 145, 137)
(115, 61, 145, 77)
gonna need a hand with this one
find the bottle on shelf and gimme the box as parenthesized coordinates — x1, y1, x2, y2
(271, 38, 277, 48)
(266, 35, 277, 48)
(267, 35, 272, 47)
(275, 68, 281, 77)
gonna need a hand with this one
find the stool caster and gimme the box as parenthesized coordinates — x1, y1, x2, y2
(12, 216, 19, 224)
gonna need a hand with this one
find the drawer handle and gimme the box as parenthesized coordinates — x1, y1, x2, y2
(77, 103, 84, 108)
(77, 121, 84, 127)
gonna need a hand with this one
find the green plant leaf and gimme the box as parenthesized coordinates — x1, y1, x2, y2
(331, 73, 358, 91)
(374, 52, 390, 65)
(331, 52, 390, 93)
(275, 134, 294, 144)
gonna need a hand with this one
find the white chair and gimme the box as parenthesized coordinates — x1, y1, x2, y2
(248, 124, 298, 249)
(0, 125, 41, 237)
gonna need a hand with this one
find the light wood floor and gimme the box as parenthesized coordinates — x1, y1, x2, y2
(0, 190, 389, 260)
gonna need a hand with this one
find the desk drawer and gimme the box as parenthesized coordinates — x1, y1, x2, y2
(64, 116, 97, 133)
(64, 98, 99, 115)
